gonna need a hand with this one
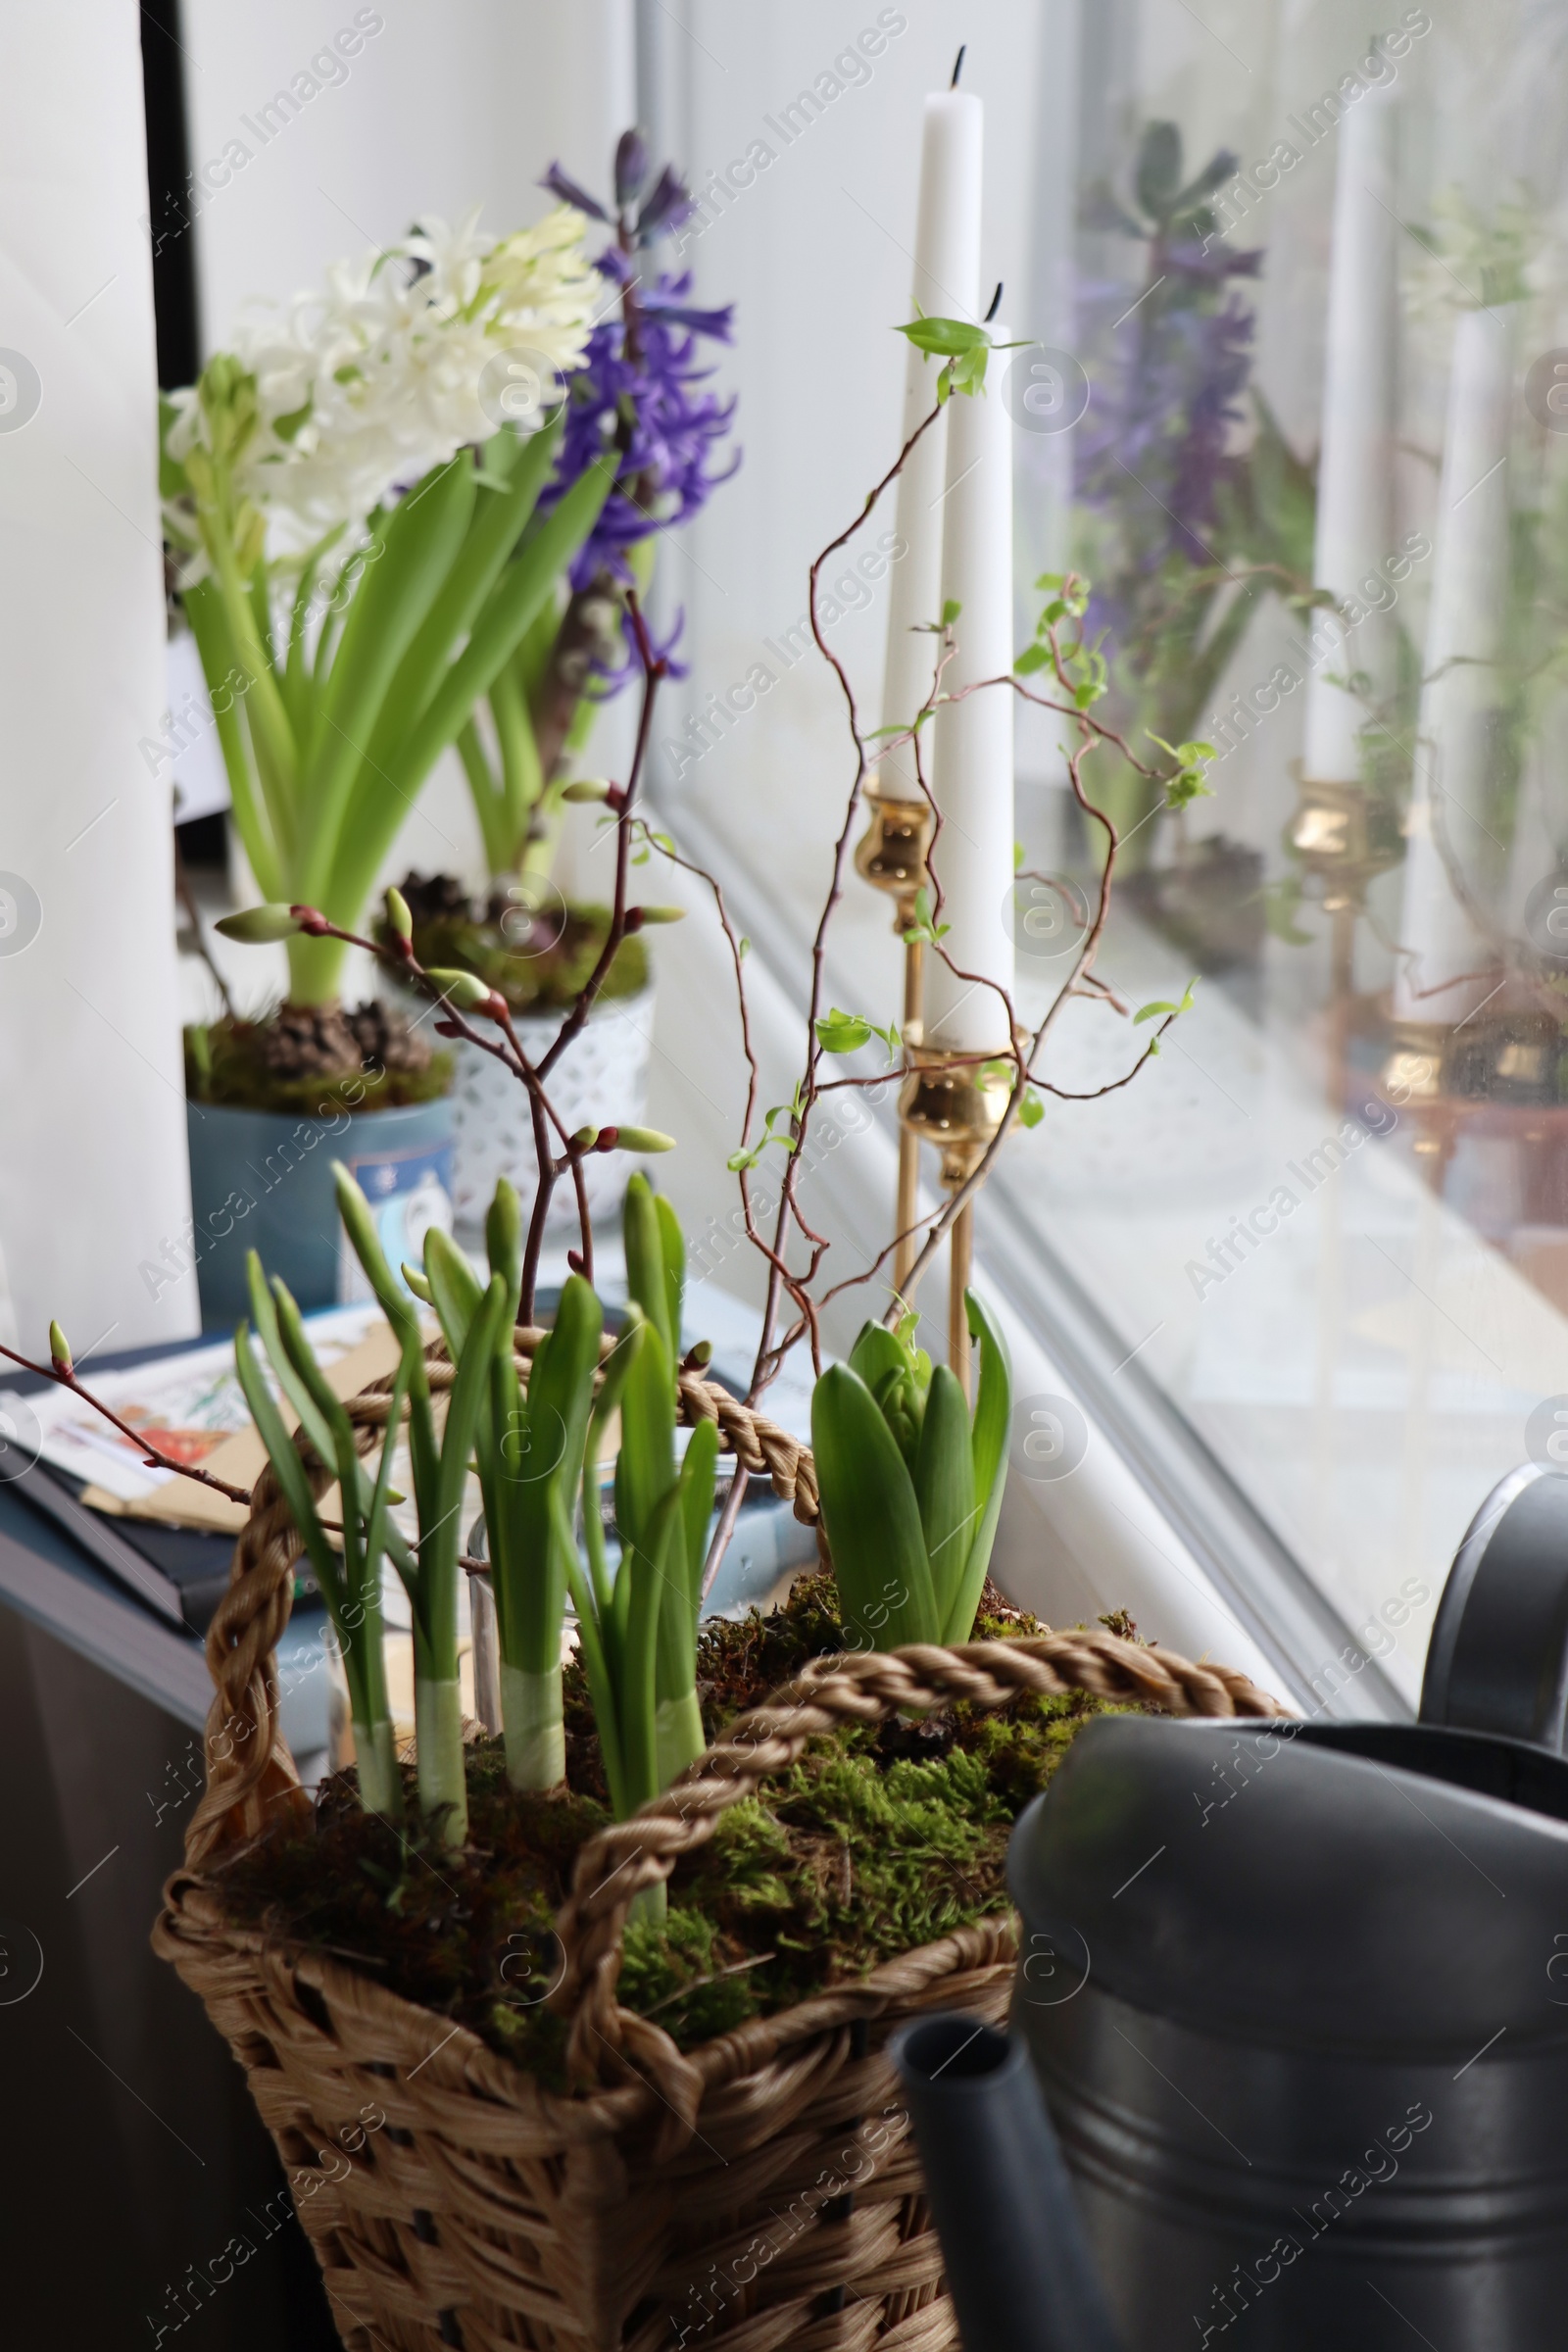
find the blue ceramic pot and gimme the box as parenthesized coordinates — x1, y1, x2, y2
(185, 1096, 455, 1329)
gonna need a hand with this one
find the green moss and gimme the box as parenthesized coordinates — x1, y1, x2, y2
(397, 901, 649, 1016)
(214, 1574, 1150, 2085)
(185, 1017, 452, 1115)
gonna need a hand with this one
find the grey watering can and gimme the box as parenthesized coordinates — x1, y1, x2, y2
(893, 1464, 1568, 2350)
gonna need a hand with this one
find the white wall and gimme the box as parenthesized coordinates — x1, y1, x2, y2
(0, 1, 193, 1355)
(180, 0, 639, 910)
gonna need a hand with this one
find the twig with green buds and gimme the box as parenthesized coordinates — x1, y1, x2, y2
(218, 849, 675, 1325)
(0, 1330, 255, 1506)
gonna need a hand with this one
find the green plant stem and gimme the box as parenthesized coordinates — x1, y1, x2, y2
(413, 1670, 467, 1843)
(457, 719, 512, 880)
(500, 1663, 564, 1790)
(182, 583, 285, 902)
(628, 1881, 668, 1928)
(489, 655, 544, 869)
(654, 1691, 705, 1791)
(283, 927, 351, 1006)
(352, 1717, 402, 1819)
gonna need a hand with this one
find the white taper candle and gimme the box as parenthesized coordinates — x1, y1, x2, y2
(1392, 302, 1516, 1023)
(878, 89, 983, 795)
(924, 331, 1016, 1056)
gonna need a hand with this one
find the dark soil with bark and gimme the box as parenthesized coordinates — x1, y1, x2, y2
(185, 1000, 450, 1115)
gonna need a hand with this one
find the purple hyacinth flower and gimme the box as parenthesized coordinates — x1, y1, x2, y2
(540, 161, 610, 223)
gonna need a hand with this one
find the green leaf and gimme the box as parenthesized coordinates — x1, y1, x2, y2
(615, 1316, 676, 1565)
(624, 1172, 673, 1364)
(302, 452, 477, 897)
(914, 1365, 978, 1634)
(618, 1479, 684, 1812)
(941, 598, 961, 626)
(810, 1364, 939, 1648)
(679, 1416, 720, 1611)
(1014, 643, 1051, 675)
(848, 1321, 909, 1395)
(897, 315, 989, 357)
(485, 1179, 523, 1327)
(815, 1007, 873, 1054)
(552, 1474, 629, 1818)
(944, 1292, 1012, 1642)
(1133, 978, 1198, 1025)
(385, 454, 615, 808)
(947, 342, 990, 396)
(495, 1270, 603, 1676)
(431, 1273, 509, 1595)
(233, 1321, 345, 1618)
(332, 1166, 425, 1392)
(655, 1194, 685, 1363)
(422, 1226, 485, 1357)
(1018, 1091, 1045, 1129)
(243, 1252, 337, 1472)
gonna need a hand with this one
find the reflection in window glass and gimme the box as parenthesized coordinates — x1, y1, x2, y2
(659, 3, 1568, 1701)
(1003, 0, 1568, 1700)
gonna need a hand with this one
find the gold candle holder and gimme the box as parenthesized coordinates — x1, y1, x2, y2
(1286, 772, 1403, 998)
(898, 1041, 1011, 1396)
(855, 785, 934, 1290)
(1380, 1015, 1452, 1170)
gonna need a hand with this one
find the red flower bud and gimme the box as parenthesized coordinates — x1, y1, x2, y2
(566, 1249, 586, 1275)
(596, 1125, 620, 1152)
(289, 904, 330, 937)
(605, 784, 627, 813)
(623, 906, 645, 934)
(434, 1017, 463, 1039)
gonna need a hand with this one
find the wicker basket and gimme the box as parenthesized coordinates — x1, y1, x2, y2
(154, 1335, 1285, 2352)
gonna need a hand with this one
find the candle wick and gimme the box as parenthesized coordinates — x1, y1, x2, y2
(951, 44, 966, 86)
(985, 282, 1003, 322)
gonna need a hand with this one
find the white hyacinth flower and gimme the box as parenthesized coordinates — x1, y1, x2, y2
(168, 203, 601, 563)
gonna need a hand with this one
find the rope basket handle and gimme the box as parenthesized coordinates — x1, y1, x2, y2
(550, 1634, 1289, 2105)
(186, 1332, 819, 1871)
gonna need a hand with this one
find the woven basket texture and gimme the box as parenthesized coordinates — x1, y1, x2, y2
(154, 1334, 1285, 2351)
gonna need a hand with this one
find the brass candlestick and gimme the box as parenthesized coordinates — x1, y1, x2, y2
(1286, 772, 1403, 998)
(855, 786, 934, 1291)
(898, 1042, 1011, 1396)
(1380, 1014, 1455, 1180)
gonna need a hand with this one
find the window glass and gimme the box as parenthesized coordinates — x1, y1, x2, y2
(659, 2, 1568, 1703)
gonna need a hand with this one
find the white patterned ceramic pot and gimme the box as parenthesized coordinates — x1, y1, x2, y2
(446, 983, 655, 1234)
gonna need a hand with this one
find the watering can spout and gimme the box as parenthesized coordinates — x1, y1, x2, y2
(892, 2014, 1124, 2352)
